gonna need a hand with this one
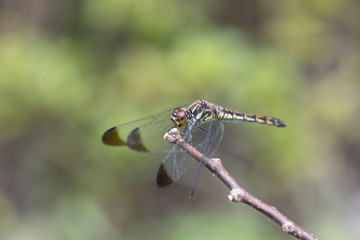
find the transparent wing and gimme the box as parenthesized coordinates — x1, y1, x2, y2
(102, 103, 188, 152)
(156, 118, 224, 187)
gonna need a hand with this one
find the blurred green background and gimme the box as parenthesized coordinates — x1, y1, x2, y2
(0, 0, 359, 239)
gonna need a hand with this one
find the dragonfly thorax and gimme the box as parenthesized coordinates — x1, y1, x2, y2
(171, 107, 189, 127)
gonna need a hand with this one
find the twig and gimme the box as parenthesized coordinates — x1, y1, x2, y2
(164, 129, 318, 240)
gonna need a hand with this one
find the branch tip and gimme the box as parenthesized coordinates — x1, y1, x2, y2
(212, 158, 222, 164)
(164, 127, 180, 142)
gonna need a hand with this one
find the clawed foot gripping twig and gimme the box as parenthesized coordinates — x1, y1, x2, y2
(164, 129, 317, 240)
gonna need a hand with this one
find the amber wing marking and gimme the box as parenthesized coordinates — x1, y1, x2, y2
(156, 163, 173, 188)
(127, 127, 150, 152)
(102, 127, 127, 146)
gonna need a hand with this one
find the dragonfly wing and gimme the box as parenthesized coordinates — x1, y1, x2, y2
(156, 144, 195, 187)
(156, 119, 224, 187)
(102, 104, 188, 152)
(189, 119, 224, 158)
(126, 118, 185, 152)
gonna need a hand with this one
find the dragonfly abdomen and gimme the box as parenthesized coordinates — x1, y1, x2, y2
(217, 107, 286, 127)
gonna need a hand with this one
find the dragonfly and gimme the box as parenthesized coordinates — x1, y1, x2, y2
(102, 100, 286, 193)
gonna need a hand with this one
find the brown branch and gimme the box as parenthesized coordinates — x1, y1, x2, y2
(164, 129, 318, 240)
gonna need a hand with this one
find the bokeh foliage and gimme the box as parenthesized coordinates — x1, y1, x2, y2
(0, 0, 359, 239)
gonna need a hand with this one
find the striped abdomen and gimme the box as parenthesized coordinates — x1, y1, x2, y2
(216, 107, 286, 127)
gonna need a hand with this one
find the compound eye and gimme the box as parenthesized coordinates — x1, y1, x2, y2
(176, 109, 186, 120)
(172, 108, 180, 116)
(171, 108, 187, 127)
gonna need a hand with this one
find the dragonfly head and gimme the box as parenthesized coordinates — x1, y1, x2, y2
(171, 107, 188, 127)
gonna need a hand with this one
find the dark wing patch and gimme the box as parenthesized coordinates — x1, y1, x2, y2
(102, 127, 127, 146)
(127, 127, 150, 152)
(156, 163, 173, 188)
